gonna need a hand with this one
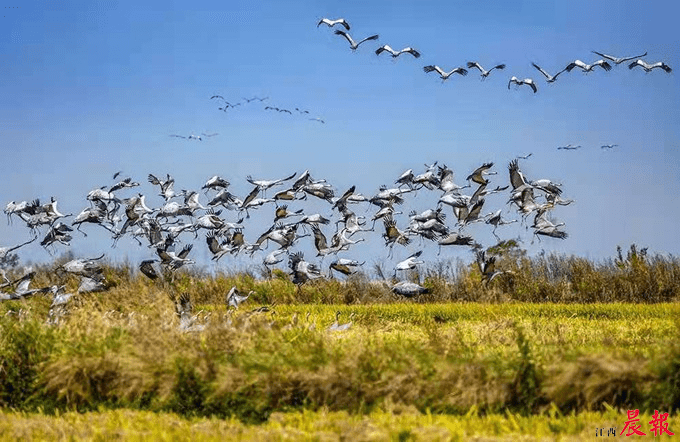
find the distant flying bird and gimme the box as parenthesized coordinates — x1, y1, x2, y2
(309, 117, 325, 124)
(531, 62, 567, 83)
(557, 144, 582, 150)
(423, 65, 468, 80)
(334, 30, 379, 51)
(508, 77, 538, 93)
(565, 59, 612, 73)
(628, 60, 672, 73)
(601, 144, 618, 149)
(376, 45, 421, 58)
(317, 18, 350, 30)
(591, 50, 647, 65)
(466, 61, 505, 79)
(516, 153, 533, 160)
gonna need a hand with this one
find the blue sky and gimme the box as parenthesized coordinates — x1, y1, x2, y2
(0, 0, 678, 271)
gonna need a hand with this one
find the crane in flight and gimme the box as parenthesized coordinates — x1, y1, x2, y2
(591, 50, 647, 65)
(508, 77, 538, 93)
(334, 30, 379, 51)
(423, 65, 468, 81)
(317, 18, 350, 30)
(628, 59, 672, 73)
(375, 45, 421, 58)
(466, 61, 505, 80)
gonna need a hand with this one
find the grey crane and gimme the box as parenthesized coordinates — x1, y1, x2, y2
(148, 173, 176, 201)
(57, 253, 105, 278)
(0, 237, 36, 260)
(391, 281, 429, 298)
(485, 209, 518, 241)
(109, 177, 140, 193)
(329, 258, 364, 277)
(466, 162, 497, 186)
(476, 250, 511, 284)
(202, 175, 230, 192)
(205, 231, 231, 262)
(247, 172, 297, 195)
(437, 232, 476, 255)
(328, 311, 353, 332)
(226, 286, 253, 309)
(601, 144, 619, 149)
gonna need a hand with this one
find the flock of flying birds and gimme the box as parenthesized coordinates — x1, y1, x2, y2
(318, 17, 672, 93)
(2, 153, 571, 319)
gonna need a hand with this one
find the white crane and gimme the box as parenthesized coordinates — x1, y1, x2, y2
(263, 249, 287, 268)
(591, 50, 647, 65)
(628, 60, 672, 73)
(423, 65, 468, 81)
(317, 18, 350, 30)
(375, 45, 421, 58)
(531, 62, 567, 83)
(334, 30, 379, 51)
(557, 144, 582, 150)
(508, 77, 538, 93)
(565, 59, 612, 73)
(395, 250, 424, 274)
(466, 61, 505, 79)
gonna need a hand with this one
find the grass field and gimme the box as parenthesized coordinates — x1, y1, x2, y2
(1, 408, 678, 441)
(1, 250, 679, 439)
